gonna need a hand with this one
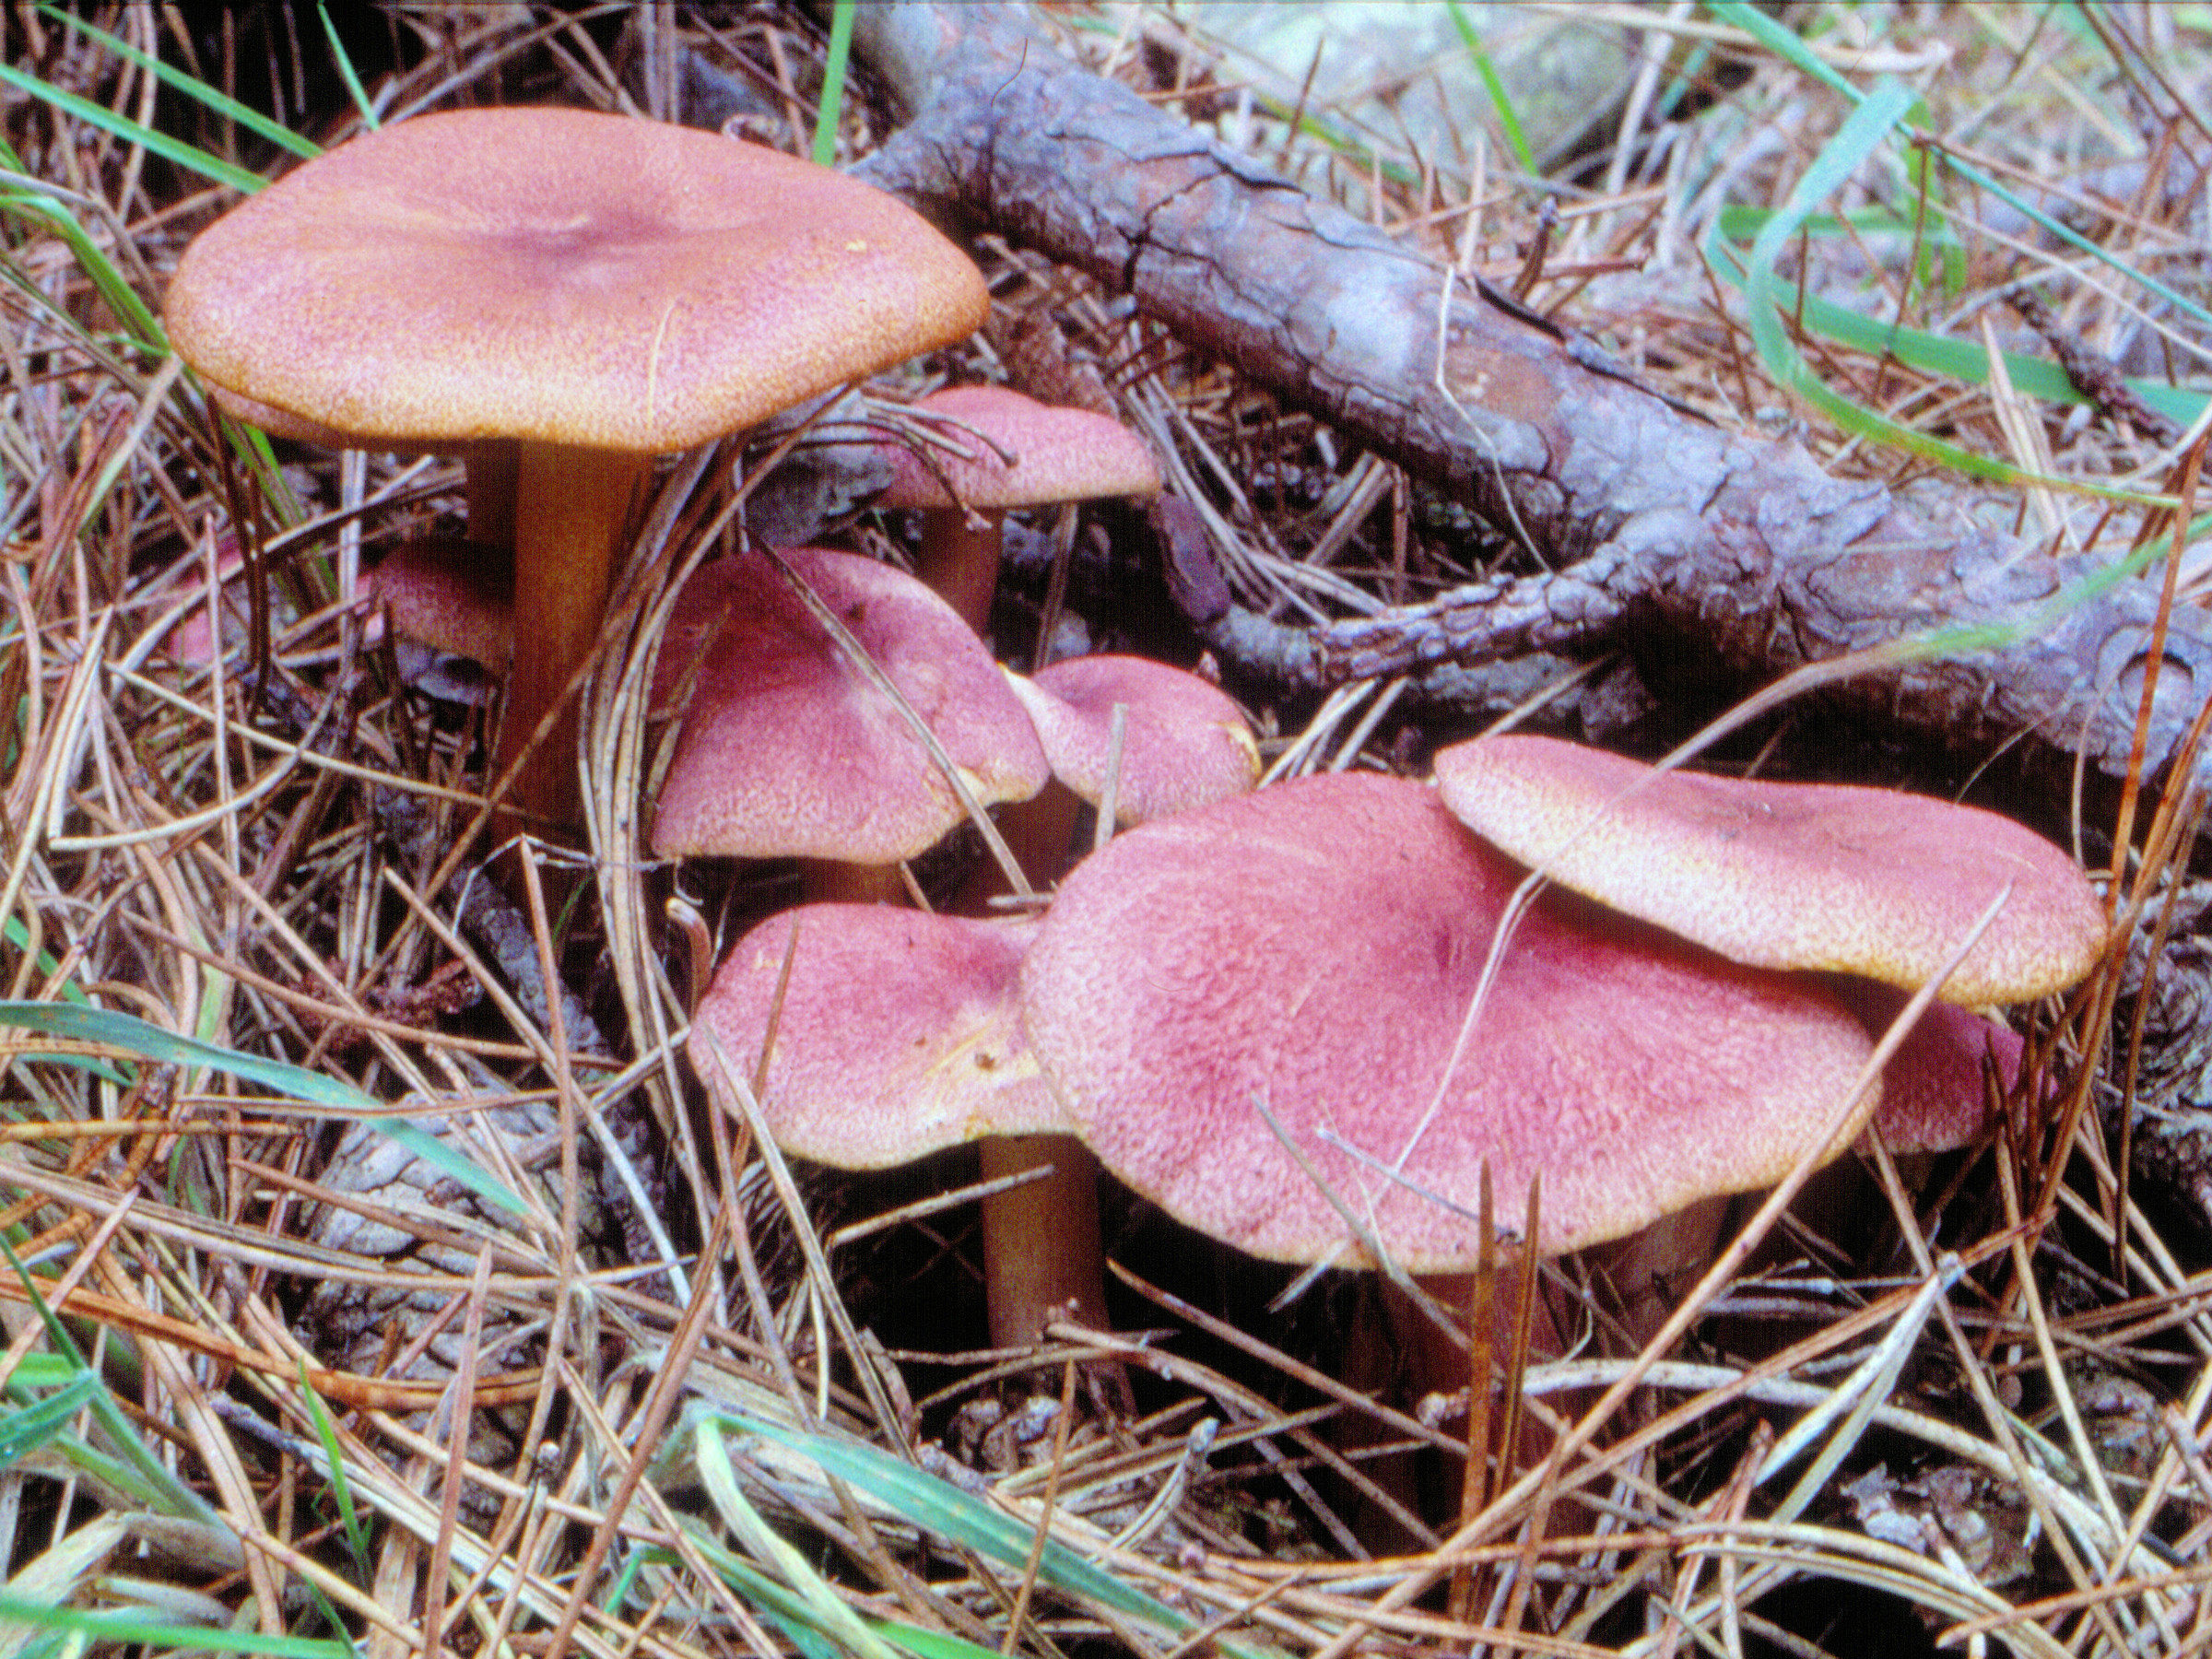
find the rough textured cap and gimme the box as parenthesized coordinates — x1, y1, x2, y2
(689, 907, 1059, 1168)
(1020, 772, 1877, 1266)
(167, 108, 989, 453)
(881, 386, 1160, 510)
(1434, 735, 2107, 1006)
(1005, 654, 1259, 823)
(359, 538, 514, 671)
(651, 547, 1049, 862)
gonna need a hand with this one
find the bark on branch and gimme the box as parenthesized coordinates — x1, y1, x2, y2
(853, 3, 2208, 798)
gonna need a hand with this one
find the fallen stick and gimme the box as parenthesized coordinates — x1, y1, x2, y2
(853, 3, 2207, 798)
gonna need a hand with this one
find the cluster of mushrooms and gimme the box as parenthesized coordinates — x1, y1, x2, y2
(692, 735, 2106, 1353)
(166, 108, 2110, 1369)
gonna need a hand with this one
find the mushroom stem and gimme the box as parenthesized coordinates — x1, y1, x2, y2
(499, 443, 651, 832)
(978, 1133, 1109, 1347)
(1585, 1194, 1734, 1348)
(913, 506, 1006, 635)
(801, 860, 909, 907)
(465, 442, 520, 554)
(957, 778, 1081, 912)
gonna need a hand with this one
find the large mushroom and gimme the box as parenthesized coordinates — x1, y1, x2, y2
(166, 107, 988, 831)
(1429, 734, 2103, 1330)
(1019, 771, 1878, 1289)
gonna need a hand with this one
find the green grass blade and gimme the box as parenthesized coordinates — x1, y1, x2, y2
(1444, 0, 1534, 173)
(1706, 0, 2212, 335)
(0, 1594, 348, 1658)
(716, 1412, 1282, 1657)
(1731, 79, 2164, 508)
(813, 0, 854, 167)
(38, 6, 320, 159)
(0, 180, 167, 353)
(0, 1373, 103, 1463)
(0, 63, 267, 195)
(680, 1527, 1011, 1659)
(1936, 150, 2212, 335)
(1706, 0, 1858, 100)
(0, 1358, 78, 1391)
(1, 1246, 222, 1526)
(315, 3, 378, 131)
(694, 1419, 902, 1659)
(676, 1534, 866, 1659)
(874, 1626, 1013, 1659)
(1707, 230, 2206, 429)
(0, 1003, 526, 1218)
(0, 922, 95, 1013)
(294, 1365, 371, 1579)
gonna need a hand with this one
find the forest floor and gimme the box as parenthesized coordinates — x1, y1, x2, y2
(2, 5, 2210, 1659)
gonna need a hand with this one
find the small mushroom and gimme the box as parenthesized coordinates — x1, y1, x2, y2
(1833, 981, 2029, 1156)
(649, 547, 1049, 902)
(689, 906, 1057, 1162)
(977, 652, 1261, 897)
(881, 386, 1160, 634)
(167, 108, 988, 830)
(688, 905, 1104, 1348)
(359, 538, 514, 677)
(1007, 654, 1261, 830)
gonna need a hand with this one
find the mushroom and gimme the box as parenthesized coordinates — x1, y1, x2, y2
(1018, 772, 1878, 1332)
(649, 547, 1049, 903)
(881, 386, 1161, 634)
(954, 654, 1262, 1342)
(687, 904, 1106, 1349)
(1431, 735, 2106, 1006)
(1006, 654, 1261, 830)
(1428, 734, 2103, 1333)
(688, 905, 1056, 1163)
(166, 107, 988, 831)
(973, 652, 1261, 893)
(359, 537, 514, 677)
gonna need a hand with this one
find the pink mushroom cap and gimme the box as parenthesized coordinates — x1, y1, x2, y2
(650, 547, 1049, 863)
(1833, 981, 2028, 1156)
(689, 906, 1060, 1168)
(1020, 772, 1879, 1266)
(1434, 735, 2107, 1006)
(359, 537, 515, 672)
(168, 108, 989, 454)
(881, 386, 1160, 511)
(1005, 654, 1260, 824)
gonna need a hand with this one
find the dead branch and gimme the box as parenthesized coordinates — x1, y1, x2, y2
(853, 3, 2209, 797)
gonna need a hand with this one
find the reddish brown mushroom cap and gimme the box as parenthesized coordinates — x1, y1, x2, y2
(688, 906, 1059, 1168)
(881, 387, 1160, 511)
(650, 547, 1049, 863)
(359, 538, 514, 672)
(1435, 735, 2108, 1006)
(1005, 655, 1260, 824)
(167, 109, 989, 453)
(1020, 772, 1877, 1267)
